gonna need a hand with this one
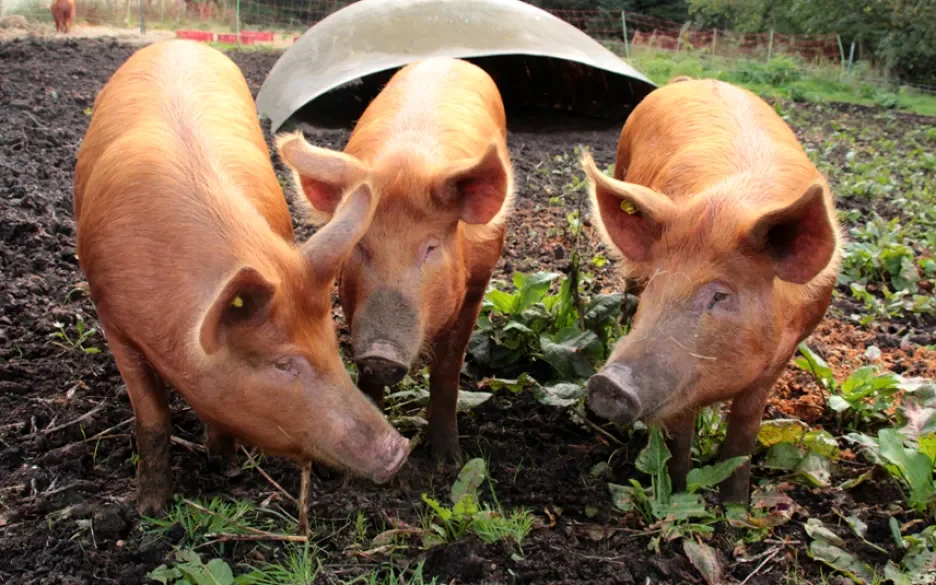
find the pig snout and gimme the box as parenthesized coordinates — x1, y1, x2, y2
(355, 341, 409, 387)
(371, 432, 410, 484)
(586, 363, 644, 424)
(351, 289, 421, 387)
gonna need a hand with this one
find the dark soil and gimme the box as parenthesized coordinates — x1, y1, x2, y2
(1, 38, 933, 585)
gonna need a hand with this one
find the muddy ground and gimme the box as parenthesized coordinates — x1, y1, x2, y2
(1, 38, 934, 585)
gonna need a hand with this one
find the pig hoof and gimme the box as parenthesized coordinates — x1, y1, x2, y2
(430, 440, 463, 468)
(136, 484, 172, 517)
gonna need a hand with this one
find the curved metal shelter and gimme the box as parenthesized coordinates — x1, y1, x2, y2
(256, 0, 656, 132)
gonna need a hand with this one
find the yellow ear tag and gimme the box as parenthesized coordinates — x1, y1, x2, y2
(620, 200, 637, 215)
(231, 295, 244, 308)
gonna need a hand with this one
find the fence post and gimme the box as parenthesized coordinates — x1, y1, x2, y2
(711, 29, 717, 61)
(766, 29, 774, 62)
(621, 11, 630, 59)
(847, 41, 855, 74)
(236, 0, 240, 36)
(139, 0, 145, 34)
(836, 34, 845, 73)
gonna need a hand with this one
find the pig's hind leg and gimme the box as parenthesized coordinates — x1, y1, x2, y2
(108, 336, 173, 515)
(427, 290, 486, 465)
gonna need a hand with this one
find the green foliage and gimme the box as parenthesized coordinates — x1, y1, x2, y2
(342, 562, 437, 585)
(142, 497, 282, 548)
(608, 426, 746, 550)
(50, 314, 101, 354)
(420, 459, 533, 550)
(688, 0, 936, 85)
(468, 271, 627, 382)
(839, 215, 936, 322)
(148, 550, 244, 585)
(796, 343, 904, 429)
(238, 544, 321, 585)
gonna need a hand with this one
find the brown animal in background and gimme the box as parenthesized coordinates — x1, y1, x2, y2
(73, 40, 409, 515)
(277, 57, 513, 464)
(582, 77, 842, 503)
(50, 0, 75, 33)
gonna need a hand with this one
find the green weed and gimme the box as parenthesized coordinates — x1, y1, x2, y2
(50, 314, 101, 354)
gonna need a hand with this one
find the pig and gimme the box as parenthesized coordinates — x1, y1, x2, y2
(73, 40, 409, 515)
(276, 57, 513, 463)
(50, 0, 75, 33)
(581, 77, 842, 503)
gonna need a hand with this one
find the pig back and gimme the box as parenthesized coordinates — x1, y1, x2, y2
(74, 40, 291, 239)
(616, 79, 814, 207)
(74, 40, 294, 351)
(345, 57, 507, 170)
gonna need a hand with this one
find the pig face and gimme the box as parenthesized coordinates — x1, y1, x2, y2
(276, 134, 510, 388)
(190, 185, 409, 483)
(581, 154, 838, 425)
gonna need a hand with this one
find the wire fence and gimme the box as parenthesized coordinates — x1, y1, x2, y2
(13, 0, 935, 94)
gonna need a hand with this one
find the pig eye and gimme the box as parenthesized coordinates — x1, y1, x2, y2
(422, 240, 441, 263)
(708, 291, 730, 310)
(273, 358, 296, 375)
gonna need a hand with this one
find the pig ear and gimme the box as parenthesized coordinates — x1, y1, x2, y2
(275, 131, 369, 222)
(745, 181, 838, 285)
(435, 141, 511, 225)
(199, 267, 277, 355)
(301, 182, 376, 283)
(582, 152, 675, 263)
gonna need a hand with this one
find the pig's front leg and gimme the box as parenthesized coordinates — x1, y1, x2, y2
(718, 380, 774, 504)
(108, 336, 173, 516)
(427, 290, 485, 465)
(664, 410, 696, 493)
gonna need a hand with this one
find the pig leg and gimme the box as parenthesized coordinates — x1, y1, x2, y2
(204, 423, 241, 478)
(718, 380, 774, 504)
(108, 337, 173, 515)
(664, 410, 696, 493)
(427, 291, 484, 464)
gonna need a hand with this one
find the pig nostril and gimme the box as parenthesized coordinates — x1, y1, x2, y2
(355, 355, 408, 387)
(586, 373, 642, 424)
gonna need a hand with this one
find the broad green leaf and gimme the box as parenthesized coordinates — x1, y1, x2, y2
(583, 293, 624, 329)
(804, 430, 841, 461)
(808, 541, 877, 584)
(839, 469, 874, 491)
(878, 428, 936, 511)
(204, 559, 235, 585)
(486, 289, 517, 314)
(450, 458, 486, 505)
(636, 426, 671, 476)
(683, 540, 722, 585)
(665, 492, 712, 522)
(502, 320, 535, 336)
(805, 518, 846, 547)
(829, 395, 853, 412)
(148, 565, 182, 584)
(539, 328, 599, 379)
(795, 452, 832, 487)
(883, 561, 910, 585)
(765, 443, 804, 470)
(844, 432, 882, 464)
(795, 343, 835, 389)
(487, 373, 539, 393)
(845, 515, 868, 539)
(452, 493, 479, 517)
(685, 456, 747, 493)
(513, 272, 561, 312)
(842, 366, 877, 399)
(920, 434, 936, 464)
(456, 390, 493, 411)
(532, 382, 583, 408)
(608, 483, 638, 513)
(757, 419, 809, 447)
